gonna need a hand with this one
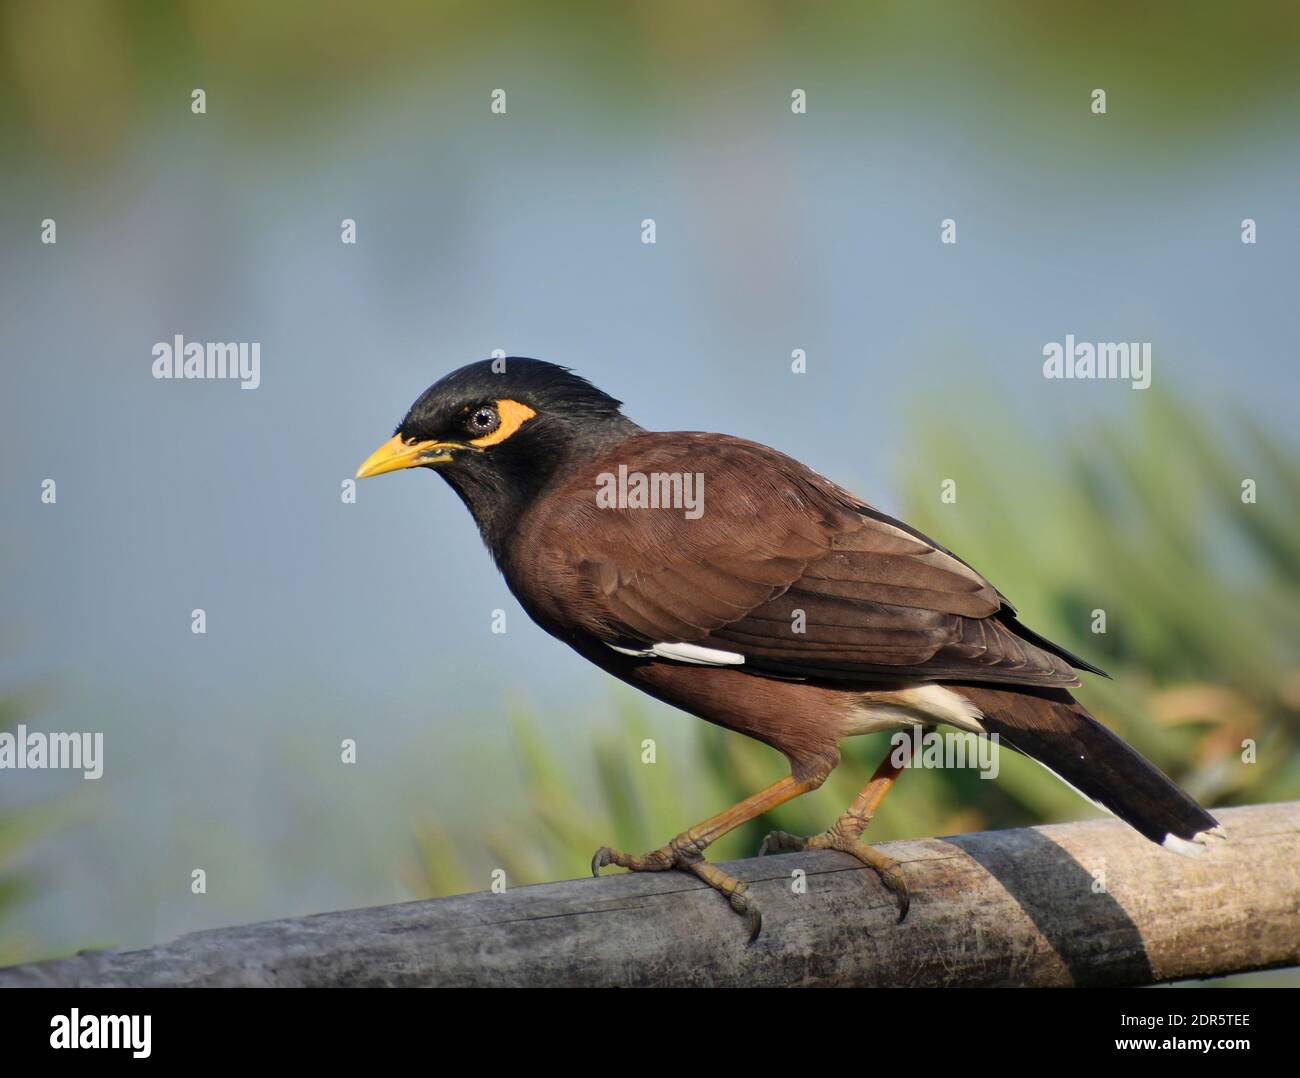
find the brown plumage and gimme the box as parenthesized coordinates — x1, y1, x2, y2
(512, 432, 1088, 683)
(509, 431, 1081, 780)
(357, 358, 1223, 937)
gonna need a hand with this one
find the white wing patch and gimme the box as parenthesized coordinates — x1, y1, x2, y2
(607, 642, 746, 666)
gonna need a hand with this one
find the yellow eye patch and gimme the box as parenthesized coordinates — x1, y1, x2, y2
(469, 399, 537, 447)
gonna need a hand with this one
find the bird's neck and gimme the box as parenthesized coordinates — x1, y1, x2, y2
(443, 416, 642, 564)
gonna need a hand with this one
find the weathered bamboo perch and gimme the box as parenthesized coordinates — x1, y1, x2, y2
(3, 802, 1296, 988)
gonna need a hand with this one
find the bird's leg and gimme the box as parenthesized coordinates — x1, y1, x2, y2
(591, 771, 824, 940)
(759, 739, 913, 921)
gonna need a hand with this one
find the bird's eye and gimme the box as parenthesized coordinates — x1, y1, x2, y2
(466, 404, 500, 436)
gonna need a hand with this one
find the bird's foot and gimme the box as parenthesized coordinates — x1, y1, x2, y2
(592, 838, 763, 941)
(758, 816, 910, 922)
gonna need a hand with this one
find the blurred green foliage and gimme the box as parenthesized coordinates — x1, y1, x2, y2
(5, 1, 1300, 172)
(415, 390, 1300, 896)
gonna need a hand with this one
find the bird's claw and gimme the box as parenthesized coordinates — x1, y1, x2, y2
(758, 826, 910, 922)
(589, 838, 764, 940)
(730, 890, 762, 943)
(878, 863, 910, 922)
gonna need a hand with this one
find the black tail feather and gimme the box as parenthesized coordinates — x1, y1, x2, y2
(956, 685, 1222, 852)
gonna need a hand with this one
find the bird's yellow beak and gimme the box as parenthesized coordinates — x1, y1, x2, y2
(355, 435, 457, 479)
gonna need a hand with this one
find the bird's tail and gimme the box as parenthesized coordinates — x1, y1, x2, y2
(955, 684, 1225, 855)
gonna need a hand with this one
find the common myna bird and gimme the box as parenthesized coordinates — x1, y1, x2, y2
(356, 358, 1223, 937)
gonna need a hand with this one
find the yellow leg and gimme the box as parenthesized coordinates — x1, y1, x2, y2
(759, 744, 911, 921)
(592, 772, 824, 940)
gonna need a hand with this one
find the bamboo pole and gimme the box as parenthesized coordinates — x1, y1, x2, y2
(3, 802, 1296, 988)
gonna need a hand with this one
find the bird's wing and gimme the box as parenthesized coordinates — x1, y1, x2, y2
(522, 433, 1099, 688)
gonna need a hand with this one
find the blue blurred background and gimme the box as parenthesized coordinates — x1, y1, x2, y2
(2, 2, 1298, 972)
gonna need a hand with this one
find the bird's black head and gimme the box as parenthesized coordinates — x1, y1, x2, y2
(356, 358, 639, 553)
